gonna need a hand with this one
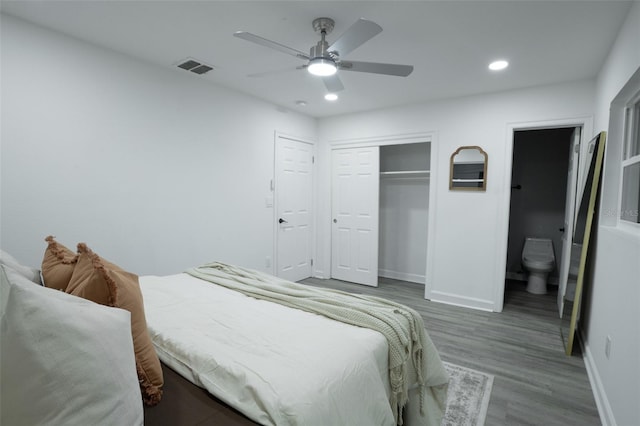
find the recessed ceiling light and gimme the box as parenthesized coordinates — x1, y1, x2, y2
(295, 100, 308, 106)
(324, 93, 338, 101)
(488, 60, 509, 71)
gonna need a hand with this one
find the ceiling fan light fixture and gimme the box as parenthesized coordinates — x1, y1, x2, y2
(308, 58, 337, 76)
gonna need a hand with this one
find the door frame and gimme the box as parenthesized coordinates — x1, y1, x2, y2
(328, 132, 437, 292)
(273, 131, 316, 279)
(494, 117, 593, 312)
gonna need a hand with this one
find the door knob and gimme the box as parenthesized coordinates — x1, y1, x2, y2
(333, 219, 337, 223)
(279, 218, 288, 224)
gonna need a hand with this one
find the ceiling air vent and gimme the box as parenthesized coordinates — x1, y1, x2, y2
(176, 58, 214, 75)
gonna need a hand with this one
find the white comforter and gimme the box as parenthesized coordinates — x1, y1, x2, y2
(140, 273, 447, 426)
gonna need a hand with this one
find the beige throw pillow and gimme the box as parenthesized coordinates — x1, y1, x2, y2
(66, 243, 163, 405)
(41, 236, 77, 291)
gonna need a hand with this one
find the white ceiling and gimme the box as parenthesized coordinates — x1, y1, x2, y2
(1, 1, 633, 118)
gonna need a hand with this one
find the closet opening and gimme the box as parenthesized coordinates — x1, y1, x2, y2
(379, 143, 431, 285)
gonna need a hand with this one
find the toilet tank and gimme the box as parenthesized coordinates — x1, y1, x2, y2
(522, 237, 555, 265)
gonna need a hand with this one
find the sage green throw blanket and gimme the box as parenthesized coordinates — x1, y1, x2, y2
(186, 262, 447, 425)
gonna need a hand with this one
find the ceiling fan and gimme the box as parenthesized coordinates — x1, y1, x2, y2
(233, 17, 414, 93)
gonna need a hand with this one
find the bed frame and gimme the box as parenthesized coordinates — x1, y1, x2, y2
(144, 362, 259, 426)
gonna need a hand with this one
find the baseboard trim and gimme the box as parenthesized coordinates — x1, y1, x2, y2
(379, 269, 425, 284)
(312, 269, 326, 279)
(429, 290, 495, 312)
(579, 330, 616, 426)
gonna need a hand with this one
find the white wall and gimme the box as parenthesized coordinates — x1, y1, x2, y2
(0, 14, 316, 275)
(585, 2, 640, 425)
(318, 80, 595, 311)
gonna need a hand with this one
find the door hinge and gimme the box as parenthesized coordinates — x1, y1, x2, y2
(312, 156, 315, 164)
(310, 259, 314, 266)
(574, 144, 580, 153)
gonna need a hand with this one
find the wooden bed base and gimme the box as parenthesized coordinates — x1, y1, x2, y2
(143, 362, 259, 426)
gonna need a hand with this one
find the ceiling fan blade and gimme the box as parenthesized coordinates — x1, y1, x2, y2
(339, 60, 414, 77)
(328, 18, 382, 57)
(234, 31, 310, 60)
(322, 74, 345, 93)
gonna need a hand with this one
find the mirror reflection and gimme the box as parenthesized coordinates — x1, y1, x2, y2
(450, 146, 488, 191)
(560, 131, 606, 355)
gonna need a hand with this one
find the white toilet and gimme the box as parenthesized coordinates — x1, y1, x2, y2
(522, 237, 555, 294)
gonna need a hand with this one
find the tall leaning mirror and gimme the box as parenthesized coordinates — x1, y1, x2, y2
(560, 131, 606, 355)
(450, 146, 488, 191)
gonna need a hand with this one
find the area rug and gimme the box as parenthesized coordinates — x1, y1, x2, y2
(442, 362, 494, 426)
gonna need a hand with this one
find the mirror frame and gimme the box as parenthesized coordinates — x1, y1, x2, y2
(561, 131, 606, 355)
(449, 146, 488, 191)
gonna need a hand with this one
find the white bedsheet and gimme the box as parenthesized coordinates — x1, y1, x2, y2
(140, 273, 395, 426)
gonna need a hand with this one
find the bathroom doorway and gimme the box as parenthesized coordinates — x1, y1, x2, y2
(505, 127, 577, 307)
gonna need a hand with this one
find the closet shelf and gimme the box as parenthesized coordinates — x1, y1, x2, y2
(380, 170, 430, 179)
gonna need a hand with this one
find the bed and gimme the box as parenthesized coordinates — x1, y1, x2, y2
(1, 241, 448, 426)
(139, 263, 449, 426)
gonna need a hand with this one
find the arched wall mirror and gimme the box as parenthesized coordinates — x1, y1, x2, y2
(560, 131, 606, 355)
(449, 146, 488, 191)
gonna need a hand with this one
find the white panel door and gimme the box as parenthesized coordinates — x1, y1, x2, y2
(275, 135, 313, 282)
(558, 127, 581, 316)
(331, 147, 379, 287)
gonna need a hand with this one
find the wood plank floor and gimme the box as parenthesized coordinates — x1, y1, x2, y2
(301, 277, 600, 426)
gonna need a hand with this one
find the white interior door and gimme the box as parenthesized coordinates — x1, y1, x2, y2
(558, 127, 581, 316)
(331, 147, 379, 287)
(275, 135, 313, 282)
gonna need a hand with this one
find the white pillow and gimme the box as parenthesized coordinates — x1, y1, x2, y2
(0, 249, 42, 284)
(0, 265, 144, 426)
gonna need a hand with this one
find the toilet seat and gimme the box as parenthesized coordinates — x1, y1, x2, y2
(522, 256, 554, 270)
